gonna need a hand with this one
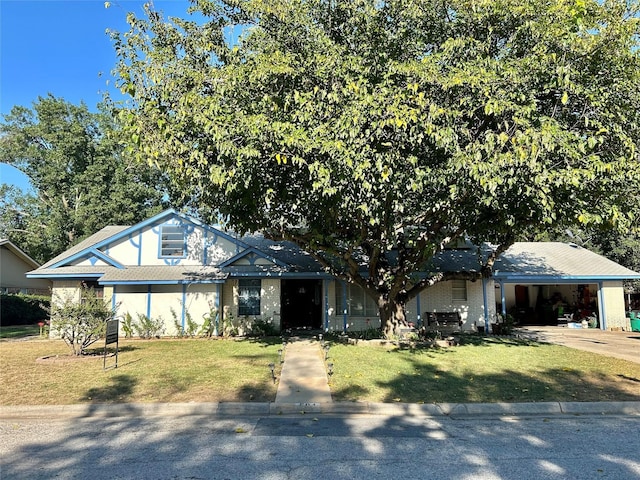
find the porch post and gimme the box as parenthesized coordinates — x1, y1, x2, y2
(416, 291, 422, 327)
(597, 282, 606, 330)
(181, 284, 187, 330)
(215, 283, 221, 337)
(324, 279, 330, 332)
(111, 285, 117, 311)
(342, 280, 348, 333)
(482, 278, 489, 331)
(146, 285, 152, 319)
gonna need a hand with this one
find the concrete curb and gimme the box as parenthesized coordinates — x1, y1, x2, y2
(2, 401, 639, 420)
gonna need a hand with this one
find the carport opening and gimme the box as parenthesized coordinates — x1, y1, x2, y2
(497, 284, 599, 327)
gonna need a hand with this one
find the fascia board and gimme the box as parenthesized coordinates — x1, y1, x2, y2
(99, 279, 227, 285)
(493, 273, 640, 283)
(26, 273, 104, 279)
(228, 271, 333, 279)
(47, 247, 125, 269)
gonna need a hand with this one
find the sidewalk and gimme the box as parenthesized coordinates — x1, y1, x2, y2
(275, 338, 332, 405)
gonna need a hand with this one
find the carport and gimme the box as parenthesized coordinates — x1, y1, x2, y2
(493, 243, 640, 331)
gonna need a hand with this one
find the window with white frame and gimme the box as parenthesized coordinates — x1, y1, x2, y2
(160, 225, 186, 257)
(336, 283, 378, 317)
(451, 279, 467, 302)
(238, 279, 261, 316)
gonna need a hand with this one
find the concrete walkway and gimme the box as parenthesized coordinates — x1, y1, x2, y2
(275, 339, 332, 404)
(519, 326, 640, 364)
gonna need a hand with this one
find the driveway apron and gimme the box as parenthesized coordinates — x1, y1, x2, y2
(520, 326, 640, 364)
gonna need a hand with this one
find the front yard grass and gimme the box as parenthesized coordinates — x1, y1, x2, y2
(0, 325, 42, 340)
(327, 336, 640, 403)
(0, 338, 282, 405)
(1, 335, 638, 406)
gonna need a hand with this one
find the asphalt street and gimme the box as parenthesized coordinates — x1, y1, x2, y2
(2, 413, 639, 479)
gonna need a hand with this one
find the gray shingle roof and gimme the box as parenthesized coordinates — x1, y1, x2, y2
(40, 226, 129, 269)
(99, 266, 227, 284)
(495, 242, 640, 279)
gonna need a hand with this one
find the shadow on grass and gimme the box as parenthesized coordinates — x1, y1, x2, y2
(244, 335, 289, 347)
(456, 334, 541, 348)
(82, 374, 137, 403)
(374, 362, 640, 404)
(330, 338, 640, 404)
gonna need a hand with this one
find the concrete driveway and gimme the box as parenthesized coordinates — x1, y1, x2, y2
(519, 326, 640, 364)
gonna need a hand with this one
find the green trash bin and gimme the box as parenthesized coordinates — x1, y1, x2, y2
(631, 319, 640, 332)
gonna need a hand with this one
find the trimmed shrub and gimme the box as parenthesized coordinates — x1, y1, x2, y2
(0, 294, 50, 325)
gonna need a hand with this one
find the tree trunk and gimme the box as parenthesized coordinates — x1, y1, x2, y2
(380, 296, 408, 338)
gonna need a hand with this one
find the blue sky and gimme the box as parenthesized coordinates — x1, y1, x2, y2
(0, 0, 193, 192)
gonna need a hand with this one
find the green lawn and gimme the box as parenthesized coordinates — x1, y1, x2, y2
(0, 324, 43, 339)
(0, 338, 282, 406)
(326, 336, 640, 403)
(1, 335, 638, 406)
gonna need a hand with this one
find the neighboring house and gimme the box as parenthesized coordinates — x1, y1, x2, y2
(26, 210, 640, 335)
(0, 239, 50, 295)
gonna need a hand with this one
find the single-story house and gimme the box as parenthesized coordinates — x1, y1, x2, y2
(27, 209, 640, 335)
(1, 239, 50, 295)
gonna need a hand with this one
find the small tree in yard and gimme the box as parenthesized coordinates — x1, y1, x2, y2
(113, 0, 640, 337)
(51, 287, 114, 355)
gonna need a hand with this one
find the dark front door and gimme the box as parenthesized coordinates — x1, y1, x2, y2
(281, 279, 323, 330)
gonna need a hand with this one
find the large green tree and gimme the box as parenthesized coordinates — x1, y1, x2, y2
(0, 95, 170, 263)
(114, 0, 640, 336)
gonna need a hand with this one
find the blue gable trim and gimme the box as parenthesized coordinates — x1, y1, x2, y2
(47, 247, 125, 270)
(43, 209, 251, 271)
(220, 247, 289, 269)
(27, 273, 104, 279)
(493, 273, 640, 283)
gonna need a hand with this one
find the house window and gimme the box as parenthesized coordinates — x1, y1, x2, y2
(238, 279, 261, 316)
(160, 225, 186, 257)
(81, 281, 104, 302)
(451, 279, 467, 302)
(336, 283, 378, 317)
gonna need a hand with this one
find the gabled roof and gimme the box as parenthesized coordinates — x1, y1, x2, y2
(0, 239, 41, 269)
(219, 245, 289, 269)
(494, 242, 640, 282)
(39, 209, 249, 270)
(39, 226, 129, 269)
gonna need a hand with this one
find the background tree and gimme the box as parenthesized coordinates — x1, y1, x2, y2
(0, 95, 171, 263)
(114, 0, 640, 336)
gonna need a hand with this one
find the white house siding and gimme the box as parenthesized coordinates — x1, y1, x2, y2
(184, 284, 218, 328)
(114, 285, 149, 326)
(415, 279, 491, 331)
(261, 278, 281, 330)
(601, 281, 628, 330)
(148, 285, 184, 335)
(104, 223, 238, 267)
(220, 278, 281, 335)
(51, 281, 82, 306)
(322, 279, 492, 333)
